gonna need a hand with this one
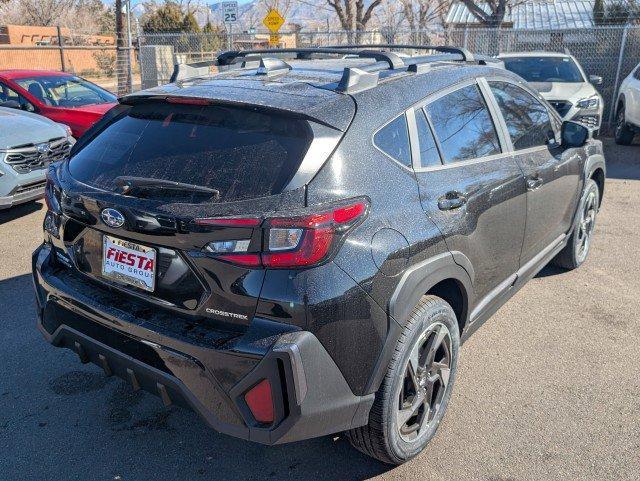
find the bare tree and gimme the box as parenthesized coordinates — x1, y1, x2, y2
(400, 0, 448, 44)
(259, 0, 293, 19)
(374, 0, 405, 43)
(2, 0, 75, 26)
(326, 0, 384, 39)
(459, 0, 517, 28)
(0, 0, 112, 34)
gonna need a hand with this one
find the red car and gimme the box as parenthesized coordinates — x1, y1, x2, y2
(0, 70, 117, 138)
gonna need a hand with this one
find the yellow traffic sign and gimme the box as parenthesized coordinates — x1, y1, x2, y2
(269, 33, 280, 46)
(263, 9, 285, 33)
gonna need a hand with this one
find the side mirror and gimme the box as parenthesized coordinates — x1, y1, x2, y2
(589, 75, 603, 85)
(0, 100, 21, 110)
(561, 121, 589, 148)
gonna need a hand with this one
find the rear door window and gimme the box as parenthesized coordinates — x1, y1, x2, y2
(489, 81, 554, 150)
(373, 113, 412, 167)
(69, 102, 313, 202)
(426, 84, 501, 164)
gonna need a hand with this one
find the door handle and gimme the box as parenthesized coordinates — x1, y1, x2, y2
(526, 175, 543, 191)
(438, 192, 467, 211)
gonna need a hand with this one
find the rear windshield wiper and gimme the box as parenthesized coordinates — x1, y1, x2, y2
(114, 176, 220, 201)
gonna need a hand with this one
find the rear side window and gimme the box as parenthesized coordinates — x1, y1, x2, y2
(489, 81, 553, 150)
(374, 114, 412, 167)
(426, 84, 501, 163)
(69, 102, 312, 202)
(415, 109, 442, 168)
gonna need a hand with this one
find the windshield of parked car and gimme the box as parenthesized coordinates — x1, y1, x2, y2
(502, 57, 585, 83)
(14, 75, 116, 107)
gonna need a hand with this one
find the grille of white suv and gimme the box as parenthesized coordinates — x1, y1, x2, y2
(4, 137, 71, 174)
(548, 101, 572, 117)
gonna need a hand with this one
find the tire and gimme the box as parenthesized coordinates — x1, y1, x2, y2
(346, 295, 460, 465)
(614, 105, 635, 145)
(552, 178, 599, 270)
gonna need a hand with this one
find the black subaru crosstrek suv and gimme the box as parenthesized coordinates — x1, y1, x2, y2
(33, 46, 605, 464)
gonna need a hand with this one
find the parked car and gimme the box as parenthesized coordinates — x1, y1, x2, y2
(0, 70, 117, 138)
(498, 52, 604, 132)
(0, 107, 74, 209)
(614, 62, 640, 145)
(33, 46, 606, 465)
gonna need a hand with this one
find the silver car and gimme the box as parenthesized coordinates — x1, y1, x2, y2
(0, 107, 74, 209)
(498, 52, 604, 132)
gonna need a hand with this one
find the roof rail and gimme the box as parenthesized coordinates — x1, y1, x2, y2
(170, 60, 217, 83)
(170, 44, 480, 94)
(256, 57, 292, 77)
(325, 44, 476, 62)
(216, 47, 407, 68)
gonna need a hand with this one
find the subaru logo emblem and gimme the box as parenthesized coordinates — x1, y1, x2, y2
(101, 208, 125, 228)
(36, 142, 50, 155)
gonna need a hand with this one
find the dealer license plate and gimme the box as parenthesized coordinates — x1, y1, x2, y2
(102, 235, 157, 292)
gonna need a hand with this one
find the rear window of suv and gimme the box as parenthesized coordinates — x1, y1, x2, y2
(69, 101, 313, 202)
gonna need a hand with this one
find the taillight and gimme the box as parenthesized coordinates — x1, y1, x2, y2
(200, 198, 369, 269)
(44, 173, 62, 239)
(44, 178, 61, 214)
(263, 200, 368, 268)
(195, 217, 261, 227)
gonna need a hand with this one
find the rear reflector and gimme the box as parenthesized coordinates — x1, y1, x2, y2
(244, 379, 274, 424)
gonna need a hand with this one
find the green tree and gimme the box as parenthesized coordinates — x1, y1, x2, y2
(142, 1, 184, 33)
(599, 0, 640, 25)
(593, 0, 605, 26)
(202, 21, 224, 52)
(181, 11, 201, 32)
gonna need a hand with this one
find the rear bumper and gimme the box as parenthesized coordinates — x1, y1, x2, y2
(32, 243, 373, 444)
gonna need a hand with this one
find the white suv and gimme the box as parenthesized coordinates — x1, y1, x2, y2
(615, 63, 640, 145)
(0, 107, 74, 209)
(498, 52, 604, 132)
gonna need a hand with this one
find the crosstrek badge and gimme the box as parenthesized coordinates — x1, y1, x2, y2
(101, 235, 157, 292)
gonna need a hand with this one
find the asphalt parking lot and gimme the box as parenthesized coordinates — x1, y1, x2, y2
(0, 137, 638, 481)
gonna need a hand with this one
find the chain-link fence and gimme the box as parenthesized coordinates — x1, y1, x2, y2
(3, 25, 638, 125)
(0, 28, 139, 96)
(137, 25, 640, 128)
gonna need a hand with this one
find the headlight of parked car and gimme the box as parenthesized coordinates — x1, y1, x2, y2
(56, 123, 75, 142)
(576, 96, 600, 109)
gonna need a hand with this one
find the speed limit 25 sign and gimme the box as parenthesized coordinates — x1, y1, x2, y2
(222, 1, 238, 24)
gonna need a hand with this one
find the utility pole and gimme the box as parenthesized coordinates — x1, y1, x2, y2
(126, 0, 133, 93)
(115, 0, 127, 96)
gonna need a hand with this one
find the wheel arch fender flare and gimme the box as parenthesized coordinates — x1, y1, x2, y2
(584, 153, 606, 206)
(363, 252, 474, 395)
(388, 252, 474, 327)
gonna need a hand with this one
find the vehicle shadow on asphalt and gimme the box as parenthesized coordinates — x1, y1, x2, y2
(535, 264, 567, 278)
(0, 200, 43, 225)
(601, 137, 640, 181)
(0, 272, 391, 481)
